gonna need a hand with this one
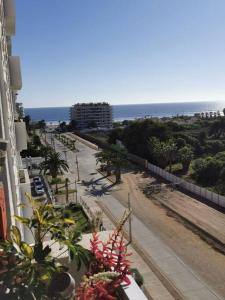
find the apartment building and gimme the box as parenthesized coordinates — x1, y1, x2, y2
(70, 102, 113, 129)
(0, 0, 29, 241)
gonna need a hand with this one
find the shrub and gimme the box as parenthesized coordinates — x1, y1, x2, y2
(192, 157, 223, 185)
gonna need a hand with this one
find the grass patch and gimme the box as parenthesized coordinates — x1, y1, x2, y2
(56, 189, 76, 195)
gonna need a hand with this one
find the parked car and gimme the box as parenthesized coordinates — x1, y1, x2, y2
(33, 176, 42, 182)
(34, 181, 44, 189)
(35, 186, 45, 195)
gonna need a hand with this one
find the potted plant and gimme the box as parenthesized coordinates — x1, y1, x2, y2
(76, 211, 132, 300)
(0, 193, 90, 300)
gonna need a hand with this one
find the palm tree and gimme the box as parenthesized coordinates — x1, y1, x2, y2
(40, 151, 69, 193)
(109, 144, 127, 183)
(178, 146, 194, 173)
(164, 139, 178, 173)
(96, 149, 113, 176)
(96, 145, 127, 183)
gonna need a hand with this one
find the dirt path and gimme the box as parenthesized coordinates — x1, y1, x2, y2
(112, 170, 225, 298)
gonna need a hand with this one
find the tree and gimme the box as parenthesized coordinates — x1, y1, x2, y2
(108, 128, 123, 144)
(96, 145, 127, 183)
(176, 138, 186, 149)
(32, 135, 41, 148)
(210, 118, 225, 138)
(199, 131, 207, 145)
(192, 157, 222, 185)
(70, 120, 77, 130)
(59, 121, 67, 132)
(96, 148, 113, 176)
(223, 108, 225, 116)
(40, 151, 69, 193)
(110, 144, 128, 183)
(164, 139, 178, 173)
(178, 146, 194, 172)
(148, 137, 177, 171)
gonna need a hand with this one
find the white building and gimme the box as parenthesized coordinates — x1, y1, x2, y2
(70, 102, 113, 129)
(0, 0, 29, 241)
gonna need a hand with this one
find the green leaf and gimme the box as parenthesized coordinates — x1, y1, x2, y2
(21, 242, 33, 259)
(11, 225, 21, 246)
(14, 215, 30, 225)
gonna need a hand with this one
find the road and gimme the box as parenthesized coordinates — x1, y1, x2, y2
(47, 133, 225, 300)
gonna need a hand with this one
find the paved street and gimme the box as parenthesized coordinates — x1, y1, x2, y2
(46, 133, 224, 300)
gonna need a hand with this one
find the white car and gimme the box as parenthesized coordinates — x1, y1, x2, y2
(35, 186, 45, 195)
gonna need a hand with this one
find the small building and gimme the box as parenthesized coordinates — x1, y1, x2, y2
(70, 102, 113, 129)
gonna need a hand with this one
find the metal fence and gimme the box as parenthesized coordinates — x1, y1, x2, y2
(147, 162, 225, 208)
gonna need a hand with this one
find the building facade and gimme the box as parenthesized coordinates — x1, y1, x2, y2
(70, 102, 113, 129)
(0, 0, 28, 240)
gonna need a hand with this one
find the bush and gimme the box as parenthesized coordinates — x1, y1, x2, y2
(204, 141, 225, 155)
(192, 157, 223, 185)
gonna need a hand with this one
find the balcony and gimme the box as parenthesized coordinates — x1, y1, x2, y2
(3, 0, 15, 36)
(15, 121, 27, 152)
(8, 56, 22, 91)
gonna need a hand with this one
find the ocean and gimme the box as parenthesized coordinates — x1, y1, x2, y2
(24, 101, 225, 123)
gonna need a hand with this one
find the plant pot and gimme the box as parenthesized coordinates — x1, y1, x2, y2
(50, 272, 75, 299)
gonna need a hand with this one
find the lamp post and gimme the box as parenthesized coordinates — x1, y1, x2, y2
(74, 180, 77, 204)
(126, 193, 132, 246)
(75, 155, 80, 182)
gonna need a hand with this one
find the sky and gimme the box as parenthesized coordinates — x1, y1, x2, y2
(13, 0, 225, 108)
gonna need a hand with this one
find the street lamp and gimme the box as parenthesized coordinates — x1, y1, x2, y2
(75, 155, 80, 182)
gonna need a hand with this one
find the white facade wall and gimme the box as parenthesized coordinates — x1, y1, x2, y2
(70, 102, 113, 129)
(0, 0, 28, 239)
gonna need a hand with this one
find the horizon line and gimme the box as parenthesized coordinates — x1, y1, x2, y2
(24, 99, 225, 109)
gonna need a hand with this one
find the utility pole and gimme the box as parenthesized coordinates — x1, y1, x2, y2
(65, 178, 69, 204)
(76, 155, 80, 181)
(127, 193, 132, 245)
(75, 180, 77, 204)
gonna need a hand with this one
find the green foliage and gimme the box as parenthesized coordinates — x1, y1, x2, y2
(0, 194, 91, 299)
(176, 137, 186, 149)
(96, 144, 127, 182)
(40, 151, 69, 179)
(198, 130, 207, 145)
(108, 128, 123, 144)
(178, 146, 194, 172)
(148, 137, 177, 171)
(121, 119, 170, 159)
(209, 117, 225, 138)
(192, 156, 223, 185)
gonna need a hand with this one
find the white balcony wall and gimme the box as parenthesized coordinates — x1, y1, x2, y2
(15, 121, 27, 151)
(3, 0, 15, 36)
(8, 56, 22, 90)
